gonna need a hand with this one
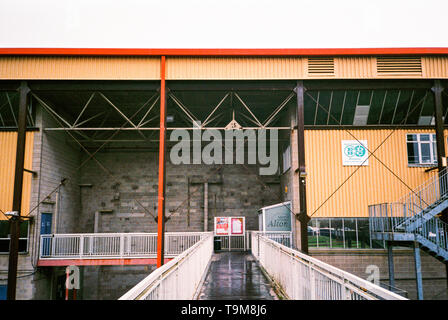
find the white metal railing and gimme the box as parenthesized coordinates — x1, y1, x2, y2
(119, 232, 214, 300)
(398, 170, 448, 217)
(369, 202, 408, 234)
(258, 231, 293, 248)
(214, 235, 246, 251)
(214, 231, 292, 252)
(251, 233, 407, 300)
(39, 232, 208, 260)
(245, 231, 293, 251)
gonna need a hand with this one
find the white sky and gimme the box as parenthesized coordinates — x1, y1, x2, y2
(0, 0, 447, 48)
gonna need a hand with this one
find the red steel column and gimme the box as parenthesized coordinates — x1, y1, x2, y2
(157, 56, 167, 268)
(65, 269, 69, 300)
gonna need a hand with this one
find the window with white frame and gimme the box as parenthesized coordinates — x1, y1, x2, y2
(0, 220, 29, 253)
(282, 145, 291, 173)
(406, 133, 437, 166)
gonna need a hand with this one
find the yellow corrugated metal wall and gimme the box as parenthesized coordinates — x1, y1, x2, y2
(1, 56, 447, 80)
(166, 57, 304, 79)
(0, 132, 34, 220)
(305, 129, 445, 218)
(0, 56, 160, 80)
(335, 56, 376, 79)
(422, 56, 448, 78)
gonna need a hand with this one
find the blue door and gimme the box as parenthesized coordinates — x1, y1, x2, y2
(41, 213, 52, 256)
(41, 213, 52, 235)
(0, 285, 6, 300)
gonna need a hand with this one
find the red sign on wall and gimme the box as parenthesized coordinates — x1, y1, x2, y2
(215, 217, 229, 235)
(231, 217, 244, 235)
(214, 217, 245, 235)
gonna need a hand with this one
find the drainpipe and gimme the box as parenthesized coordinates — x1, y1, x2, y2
(54, 190, 59, 234)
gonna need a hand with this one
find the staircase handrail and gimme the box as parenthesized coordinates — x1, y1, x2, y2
(369, 203, 448, 253)
(397, 170, 448, 218)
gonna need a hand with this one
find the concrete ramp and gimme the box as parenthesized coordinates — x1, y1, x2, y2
(197, 252, 278, 300)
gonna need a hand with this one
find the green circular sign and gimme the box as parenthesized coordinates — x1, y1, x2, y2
(344, 144, 366, 158)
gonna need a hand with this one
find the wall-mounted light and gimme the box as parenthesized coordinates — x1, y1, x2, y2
(4, 211, 19, 217)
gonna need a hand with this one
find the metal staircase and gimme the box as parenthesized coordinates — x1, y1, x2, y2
(394, 171, 448, 233)
(369, 170, 448, 264)
(414, 218, 448, 263)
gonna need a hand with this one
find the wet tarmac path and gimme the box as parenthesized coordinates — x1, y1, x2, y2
(198, 252, 278, 300)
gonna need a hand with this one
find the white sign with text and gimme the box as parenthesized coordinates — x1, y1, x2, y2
(341, 140, 368, 166)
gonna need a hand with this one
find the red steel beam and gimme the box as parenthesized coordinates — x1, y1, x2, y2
(0, 47, 447, 56)
(37, 258, 173, 267)
(157, 56, 167, 268)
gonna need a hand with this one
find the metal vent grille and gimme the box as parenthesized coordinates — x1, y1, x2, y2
(307, 57, 334, 75)
(376, 56, 422, 75)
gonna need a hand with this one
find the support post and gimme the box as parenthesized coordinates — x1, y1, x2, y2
(7, 81, 29, 300)
(413, 242, 424, 300)
(204, 182, 208, 231)
(446, 264, 448, 291)
(432, 80, 446, 173)
(387, 243, 395, 288)
(157, 56, 167, 268)
(94, 211, 99, 233)
(187, 177, 190, 227)
(432, 80, 448, 290)
(294, 81, 310, 254)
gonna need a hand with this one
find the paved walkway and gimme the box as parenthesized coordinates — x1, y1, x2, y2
(198, 252, 278, 300)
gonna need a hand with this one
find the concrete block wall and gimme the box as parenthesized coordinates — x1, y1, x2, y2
(82, 265, 157, 300)
(75, 149, 281, 299)
(0, 260, 46, 300)
(0, 103, 81, 299)
(310, 248, 448, 300)
(0, 215, 42, 299)
(16, 104, 81, 300)
(37, 108, 81, 234)
(78, 151, 282, 233)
